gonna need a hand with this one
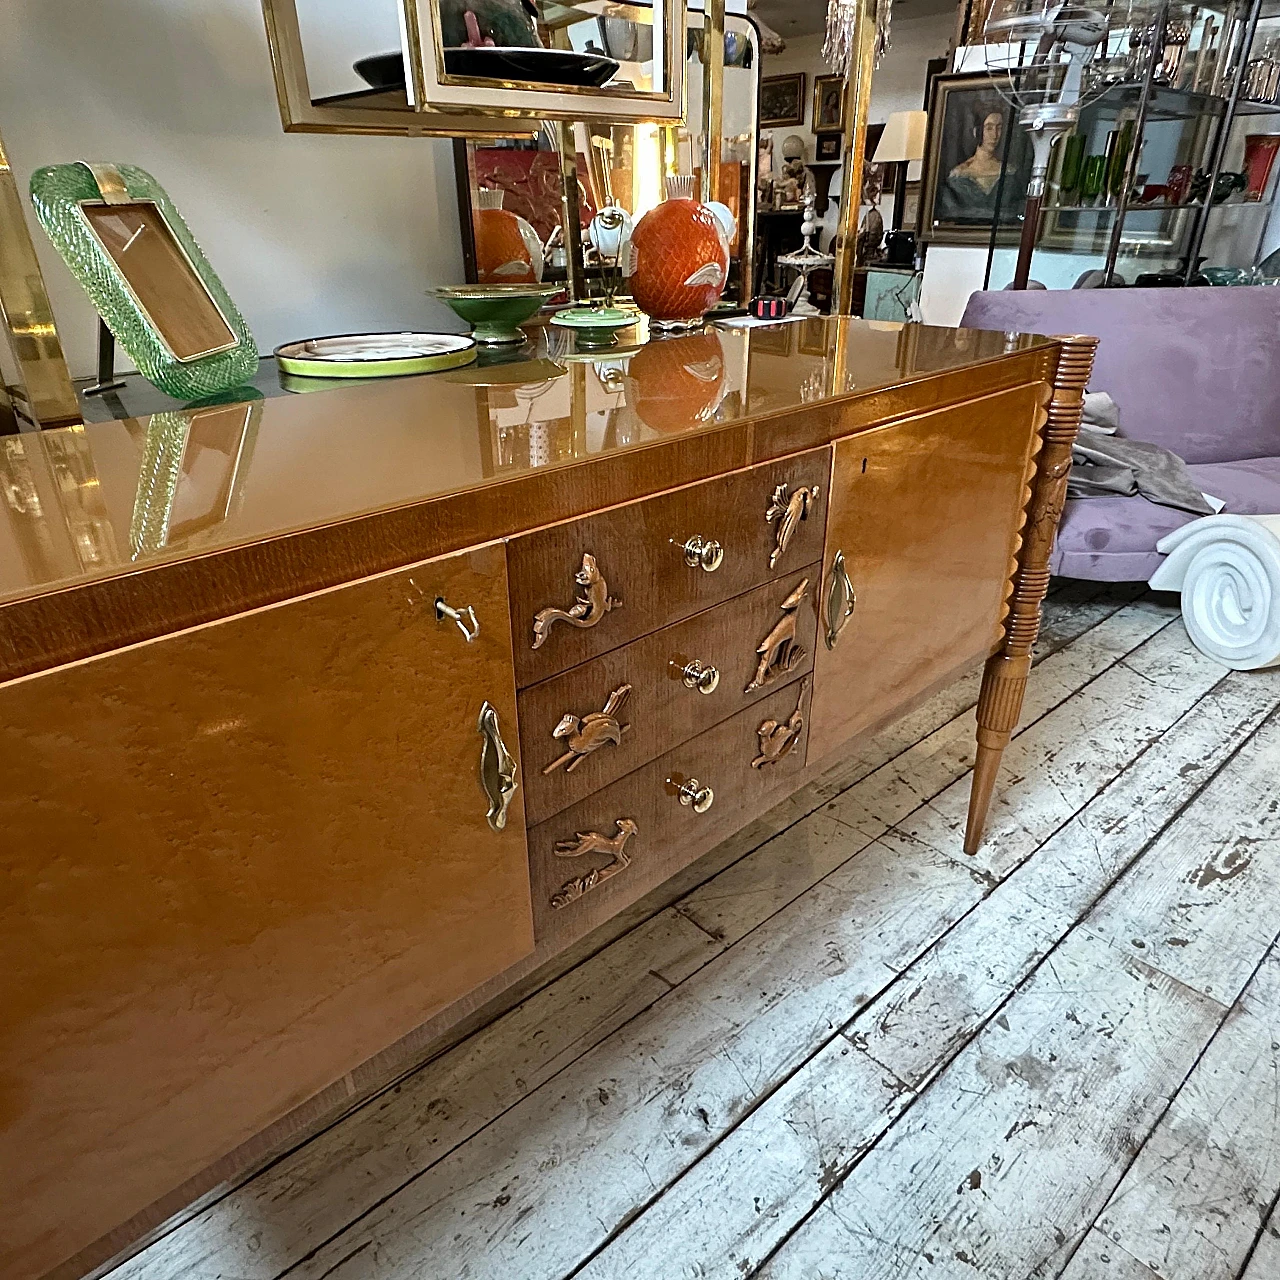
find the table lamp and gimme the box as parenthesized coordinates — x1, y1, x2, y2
(872, 110, 928, 230)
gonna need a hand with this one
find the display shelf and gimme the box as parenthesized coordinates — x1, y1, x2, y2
(1048, 199, 1274, 213)
(1087, 82, 1280, 120)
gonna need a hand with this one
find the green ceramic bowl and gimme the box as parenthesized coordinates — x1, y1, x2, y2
(431, 285, 563, 345)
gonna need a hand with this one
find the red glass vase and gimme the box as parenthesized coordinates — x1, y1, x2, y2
(628, 176, 730, 329)
(1244, 135, 1280, 202)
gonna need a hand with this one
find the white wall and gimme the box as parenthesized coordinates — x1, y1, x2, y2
(0, 0, 466, 377)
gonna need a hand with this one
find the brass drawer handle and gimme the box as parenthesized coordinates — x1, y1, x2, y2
(670, 776, 715, 814)
(676, 535, 725, 573)
(478, 701, 518, 832)
(825, 549, 856, 650)
(681, 660, 721, 695)
(550, 819, 638, 909)
(436, 597, 480, 643)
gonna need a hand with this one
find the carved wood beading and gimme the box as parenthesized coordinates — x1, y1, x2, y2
(964, 336, 1099, 855)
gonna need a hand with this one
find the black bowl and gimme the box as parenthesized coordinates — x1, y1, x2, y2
(353, 53, 406, 91)
(444, 46, 620, 87)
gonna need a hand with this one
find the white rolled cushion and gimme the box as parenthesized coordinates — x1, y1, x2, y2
(1149, 514, 1280, 670)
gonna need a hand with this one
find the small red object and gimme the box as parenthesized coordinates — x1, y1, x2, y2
(750, 296, 788, 320)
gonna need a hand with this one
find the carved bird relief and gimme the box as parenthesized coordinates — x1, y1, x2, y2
(766, 483, 820, 570)
(532, 553, 622, 650)
(745, 578, 810, 693)
(551, 818, 639, 909)
(753, 678, 809, 768)
(542, 683, 633, 774)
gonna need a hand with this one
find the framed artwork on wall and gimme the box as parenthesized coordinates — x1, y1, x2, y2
(919, 73, 1032, 245)
(813, 75, 846, 134)
(815, 133, 843, 161)
(761, 73, 805, 127)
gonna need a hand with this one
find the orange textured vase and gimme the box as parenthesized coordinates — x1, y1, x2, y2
(628, 175, 730, 329)
(473, 189, 543, 285)
(626, 330, 725, 433)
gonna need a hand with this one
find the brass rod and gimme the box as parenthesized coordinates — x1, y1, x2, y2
(556, 120, 588, 302)
(702, 0, 726, 203)
(832, 0, 877, 316)
(0, 128, 80, 427)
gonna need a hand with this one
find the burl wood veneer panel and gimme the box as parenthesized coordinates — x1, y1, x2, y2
(508, 449, 829, 688)
(519, 567, 820, 826)
(0, 543, 532, 1280)
(808, 381, 1047, 763)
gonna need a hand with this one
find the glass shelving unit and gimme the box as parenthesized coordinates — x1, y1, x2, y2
(978, 0, 1280, 287)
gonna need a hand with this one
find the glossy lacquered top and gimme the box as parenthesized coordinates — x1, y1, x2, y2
(0, 317, 1052, 617)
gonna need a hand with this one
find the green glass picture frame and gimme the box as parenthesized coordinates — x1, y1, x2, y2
(29, 162, 258, 400)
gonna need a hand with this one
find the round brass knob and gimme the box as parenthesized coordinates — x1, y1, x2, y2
(681, 660, 721, 695)
(671, 776, 715, 813)
(678, 535, 725, 573)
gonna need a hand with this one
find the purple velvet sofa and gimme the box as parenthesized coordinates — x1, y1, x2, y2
(960, 288, 1280, 581)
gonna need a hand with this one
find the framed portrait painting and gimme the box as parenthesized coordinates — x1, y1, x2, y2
(919, 73, 1032, 245)
(812, 75, 845, 134)
(761, 73, 805, 128)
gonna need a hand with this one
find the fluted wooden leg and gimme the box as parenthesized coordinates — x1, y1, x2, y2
(964, 333, 1099, 855)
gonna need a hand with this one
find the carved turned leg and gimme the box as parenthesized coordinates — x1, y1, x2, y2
(964, 333, 1099, 855)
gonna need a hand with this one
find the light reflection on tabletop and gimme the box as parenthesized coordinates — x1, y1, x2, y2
(0, 318, 1048, 604)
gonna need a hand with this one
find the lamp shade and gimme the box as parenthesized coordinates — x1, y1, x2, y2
(872, 111, 928, 163)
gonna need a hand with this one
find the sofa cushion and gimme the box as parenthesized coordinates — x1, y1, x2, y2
(1052, 456, 1280, 581)
(961, 289, 1280, 465)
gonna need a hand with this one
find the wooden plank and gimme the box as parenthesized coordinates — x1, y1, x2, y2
(897, 614, 1228, 878)
(571, 671, 1280, 1280)
(757, 699, 1280, 1280)
(108, 907, 723, 1280)
(576, 1036, 914, 1280)
(1240, 1211, 1280, 1280)
(1078, 712, 1280, 1006)
(1066, 951, 1280, 1280)
(1058, 1229, 1169, 1278)
(287, 836, 983, 1280)
(863, 672, 1280, 1098)
(757, 937, 1228, 1280)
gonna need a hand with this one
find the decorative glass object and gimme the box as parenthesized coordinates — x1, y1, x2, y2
(1080, 154, 1107, 203)
(29, 162, 258, 401)
(1058, 133, 1086, 201)
(626, 175, 732, 330)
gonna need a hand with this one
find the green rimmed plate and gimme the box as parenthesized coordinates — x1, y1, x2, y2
(273, 332, 477, 379)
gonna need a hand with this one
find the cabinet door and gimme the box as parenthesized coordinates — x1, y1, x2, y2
(1, 543, 531, 1280)
(808, 384, 1044, 762)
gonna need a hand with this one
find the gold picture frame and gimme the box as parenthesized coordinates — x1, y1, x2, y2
(812, 74, 845, 134)
(761, 73, 805, 128)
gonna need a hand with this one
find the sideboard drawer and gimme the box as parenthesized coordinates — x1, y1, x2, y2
(508, 448, 830, 686)
(528, 675, 812, 952)
(519, 566, 819, 826)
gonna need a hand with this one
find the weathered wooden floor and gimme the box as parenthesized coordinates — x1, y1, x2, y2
(113, 583, 1280, 1280)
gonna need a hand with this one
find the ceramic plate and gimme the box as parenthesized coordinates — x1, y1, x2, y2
(274, 332, 476, 379)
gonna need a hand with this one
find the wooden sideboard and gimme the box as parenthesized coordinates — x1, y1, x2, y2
(0, 317, 1095, 1280)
